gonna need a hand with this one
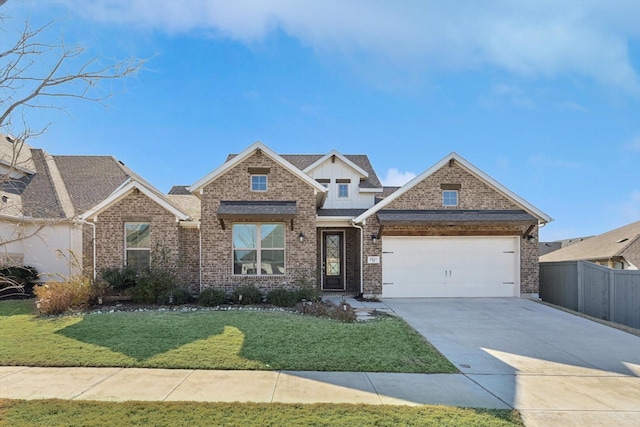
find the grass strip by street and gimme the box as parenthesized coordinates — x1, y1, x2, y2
(0, 400, 523, 427)
(0, 300, 456, 373)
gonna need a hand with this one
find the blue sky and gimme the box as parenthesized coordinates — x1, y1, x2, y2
(3, 0, 640, 241)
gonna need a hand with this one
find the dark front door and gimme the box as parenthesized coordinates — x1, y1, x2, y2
(323, 231, 344, 290)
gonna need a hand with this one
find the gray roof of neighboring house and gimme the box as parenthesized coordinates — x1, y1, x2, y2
(217, 201, 297, 217)
(227, 153, 382, 189)
(540, 221, 640, 267)
(538, 236, 593, 256)
(1, 146, 191, 220)
(2, 149, 66, 218)
(377, 209, 538, 225)
(53, 156, 130, 214)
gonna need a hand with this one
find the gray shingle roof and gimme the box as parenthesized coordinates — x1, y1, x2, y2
(168, 185, 191, 195)
(19, 149, 66, 218)
(227, 153, 383, 189)
(540, 221, 640, 267)
(377, 209, 538, 224)
(53, 156, 129, 214)
(217, 201, 297, 217)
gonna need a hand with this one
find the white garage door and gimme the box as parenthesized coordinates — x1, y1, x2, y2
(382, 236, 519, 298)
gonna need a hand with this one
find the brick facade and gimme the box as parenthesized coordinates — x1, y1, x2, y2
(199, 150, 318, 292)
(359, 162, 540, 297)
(92, 190, 193, 286)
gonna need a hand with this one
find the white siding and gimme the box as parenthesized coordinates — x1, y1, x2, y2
(307, 157, 375, 209)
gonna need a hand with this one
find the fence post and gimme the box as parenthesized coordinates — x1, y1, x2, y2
(609, 269, 615, 323)
(577, 261, 584, 313)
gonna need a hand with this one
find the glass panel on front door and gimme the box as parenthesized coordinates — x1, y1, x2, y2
(323, 232, 344, 290)
(326, 235, 341, 276)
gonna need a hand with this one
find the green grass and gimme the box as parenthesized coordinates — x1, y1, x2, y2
(0, 299, 36, 316)
(0, 400, 524, 427)
(0, 300, 456, 373)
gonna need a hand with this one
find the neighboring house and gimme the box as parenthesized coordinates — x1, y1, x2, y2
(0, 133, 193, 281)
(540, 221, 640, 269)
(3, 138, 553, 297)
(82, 141, 551, 298)
(538, 236, 593, 257)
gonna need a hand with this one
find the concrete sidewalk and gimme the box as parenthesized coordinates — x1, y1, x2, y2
(0, 366, 508, 408)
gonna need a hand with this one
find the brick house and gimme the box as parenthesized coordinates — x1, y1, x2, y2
(80, 141, 551, 298)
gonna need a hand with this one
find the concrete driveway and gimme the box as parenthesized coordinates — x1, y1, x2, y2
(384, 298, 640, 427)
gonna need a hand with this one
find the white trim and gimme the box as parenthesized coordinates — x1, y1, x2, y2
(303, 150, 369, 178)
(189, 141, 328, 196)
(359, 187, 383, 193)
(355, 152, 553, 224)
(80, 181, 189, 221)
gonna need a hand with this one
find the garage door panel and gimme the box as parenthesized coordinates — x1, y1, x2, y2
(382, 236, 519, 298)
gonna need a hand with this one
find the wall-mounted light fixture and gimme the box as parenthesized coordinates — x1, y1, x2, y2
(526, 235, 536, 242)
(298, 232, 305, 243)
(371, 234, 378, 244)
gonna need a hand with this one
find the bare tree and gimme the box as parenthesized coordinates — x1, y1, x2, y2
(0, 11, 145, 298)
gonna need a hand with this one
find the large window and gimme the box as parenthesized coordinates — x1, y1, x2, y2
(125, 222, 150, 270)
(233, 223, 285, 275)
(251, 175, 267, 192)
(443, 190, 458, 207)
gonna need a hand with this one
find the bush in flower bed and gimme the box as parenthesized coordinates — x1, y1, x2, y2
(266, 288, 299, 307)
(231, 284, 263, 305)
(198, 288, 229, 307)
(34, 277, 91, 315)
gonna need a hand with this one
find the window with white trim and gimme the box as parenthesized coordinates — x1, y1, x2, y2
(338, 183, 349, 198)
(443, 190, 458, 207)
(251, 175, 267, 192)
(233, 223, 285, 275)
(125, 222, 150, 270)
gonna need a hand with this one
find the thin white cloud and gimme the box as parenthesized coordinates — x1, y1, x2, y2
(624, 136, 640, 151)
(45, 0, 640, 94)
(382, 168, 416, 186)
(479, 83, 536, 109)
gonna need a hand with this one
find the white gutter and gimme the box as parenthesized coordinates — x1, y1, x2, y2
(350, 220, 364, 295)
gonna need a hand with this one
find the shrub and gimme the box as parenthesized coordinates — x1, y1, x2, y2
(101, 266, 138, 292)
(158, 288, 192, 305)
(267, 288, 299, 307)
(302, 300, 357, 323)
(231, 284, 263, 305)
(199, 288, 229, 306)
(132, 267, 176, 304)
(34, 277, 91, 315)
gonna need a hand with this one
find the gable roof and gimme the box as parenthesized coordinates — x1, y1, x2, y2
(0, 133, 36, 176)
(540, 221, 640, 267)
(281, 153, 382, 189)
(189, 142, 328, 205)
(80, 180, 190, 221)
(355, 152, 552, 225)
(302, 149, 369, 178)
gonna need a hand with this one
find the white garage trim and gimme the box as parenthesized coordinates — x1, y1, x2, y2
(382, 236, 520, 298)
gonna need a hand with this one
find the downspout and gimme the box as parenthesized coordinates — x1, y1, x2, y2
(350, 220, 364, 295)
(198, 222, 202, 292)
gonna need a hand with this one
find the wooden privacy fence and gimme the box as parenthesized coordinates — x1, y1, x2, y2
(539, 261, 640, 329)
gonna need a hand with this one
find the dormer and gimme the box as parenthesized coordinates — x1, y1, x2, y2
(303, 150, 382, 209)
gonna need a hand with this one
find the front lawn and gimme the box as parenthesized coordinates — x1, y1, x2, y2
(0, 400, 524, 427)
(0, 300, 456, 373)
